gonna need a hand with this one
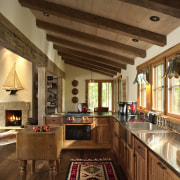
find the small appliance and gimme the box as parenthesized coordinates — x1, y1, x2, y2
(118, 101, 136, 115)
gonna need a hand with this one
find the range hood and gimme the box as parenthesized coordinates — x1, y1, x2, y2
(3, 63, 24, 95)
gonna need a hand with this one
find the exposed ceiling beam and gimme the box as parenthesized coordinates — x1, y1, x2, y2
(55, 45, 127, 69)
(37, 20, 146, 58)
(60, 52, 122, 73)
(47, 35, 134, 65)
(19, 0, 166, 46)
(118, 0, 180, 19)
(63, 57, 117, 75)
(61, 53, 121, 72)
(64, 60, 115, 77)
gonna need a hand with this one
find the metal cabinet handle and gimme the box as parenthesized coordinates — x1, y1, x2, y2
(157, 162, 166, 170)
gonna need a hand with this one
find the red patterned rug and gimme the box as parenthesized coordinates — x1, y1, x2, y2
(66, 159, 118, 180)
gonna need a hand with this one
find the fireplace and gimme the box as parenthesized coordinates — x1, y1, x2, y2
(6, 110, 22, 126)
(0, 101, 30, 127)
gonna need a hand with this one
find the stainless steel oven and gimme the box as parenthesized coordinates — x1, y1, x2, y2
(65, 125, 91, 140)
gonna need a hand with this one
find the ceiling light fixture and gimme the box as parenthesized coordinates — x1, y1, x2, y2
(132, 39, 139, 42)
(163, 53, 180, 79)
(43, 12, 49, 17)
(150, 16, 160, 22)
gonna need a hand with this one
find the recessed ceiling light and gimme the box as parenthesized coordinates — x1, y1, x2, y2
(150, 16, 160, 22)
(43, 12, 49, 17)
(132, 39, 139, 42)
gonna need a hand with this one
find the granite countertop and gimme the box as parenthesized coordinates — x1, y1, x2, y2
(133, 131, 180, 176)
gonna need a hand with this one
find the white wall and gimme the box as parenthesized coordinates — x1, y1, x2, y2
(0, 0, 64, 71)
(121, 26, 180, 102)
(0, 48, 33, 116)
(64, 64, 113, 112)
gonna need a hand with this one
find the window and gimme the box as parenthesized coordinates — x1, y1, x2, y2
(168, 76, 180, 114)
(153, 63, 164, 111)
(139, 73, 147, 108)
(86, 80, 113, 112)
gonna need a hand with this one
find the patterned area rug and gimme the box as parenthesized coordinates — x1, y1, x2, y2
(66, 159, 118, 180)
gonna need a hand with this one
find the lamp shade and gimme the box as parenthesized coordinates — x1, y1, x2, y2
(163, 54, 180, 79)
(133, 72, 149, 84)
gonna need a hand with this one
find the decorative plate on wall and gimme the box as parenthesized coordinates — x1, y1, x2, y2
(72, 80, 78, 87)
(72, 96, 78, 103)
(72, 88, 78, 95)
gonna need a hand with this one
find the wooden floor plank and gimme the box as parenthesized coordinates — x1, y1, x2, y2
(0, 141, 127, 180)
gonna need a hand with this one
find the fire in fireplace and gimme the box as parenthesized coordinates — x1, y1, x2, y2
(6, 110, 22, 126)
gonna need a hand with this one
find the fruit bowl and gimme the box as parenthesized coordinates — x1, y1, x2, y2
(33, 125, 50, 132)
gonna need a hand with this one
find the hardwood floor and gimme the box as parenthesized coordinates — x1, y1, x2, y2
(0, 134, 127, 180)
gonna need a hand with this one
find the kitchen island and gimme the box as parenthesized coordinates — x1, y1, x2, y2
(16, 126, 63, 180)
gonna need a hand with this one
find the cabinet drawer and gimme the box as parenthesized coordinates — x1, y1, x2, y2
(45, 117, 62, 125)
(95, 117, 110, 124)
(134, 138, 146, 159)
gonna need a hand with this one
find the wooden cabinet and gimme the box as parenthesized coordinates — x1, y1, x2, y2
(95, 117, 112, 146)
(119, 137, 127, 171)
(113, 119, 120, 163)
(134, 138, 147, 180)
(149, 151, 179, 180)
(126, 145, 134, 180)
(44, 116, 63, 126)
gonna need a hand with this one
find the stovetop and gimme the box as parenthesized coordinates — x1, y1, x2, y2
(66, 112, 90, 116)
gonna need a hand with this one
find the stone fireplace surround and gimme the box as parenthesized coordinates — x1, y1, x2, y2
(0, 101, 30, 127)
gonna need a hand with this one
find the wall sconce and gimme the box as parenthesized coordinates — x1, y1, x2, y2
(133, 69, 149, 84)
(163, 53, 180, 79)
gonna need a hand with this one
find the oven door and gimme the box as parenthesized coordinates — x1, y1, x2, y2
(65, 125, 91, 140)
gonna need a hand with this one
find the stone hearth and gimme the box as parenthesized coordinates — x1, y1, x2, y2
(0, 101, 30, 127)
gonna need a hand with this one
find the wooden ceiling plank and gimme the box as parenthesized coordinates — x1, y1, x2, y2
(54, 45, 127, 69)
(36, 20, 146, 58)
(19, 0, 166, 46)
(118, 0, 180, 19)
(64, 60, 115, 77)
(59, 52, 122, 73)
(63, 57, 117, 75)
(47, 35, 134, 65)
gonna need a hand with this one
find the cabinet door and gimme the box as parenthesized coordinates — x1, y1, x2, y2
(149, 151, 179, 180)
(126, 145, 134, 180)
(119, 137, 127, 171)
(134, 151, 145, 180)
(96, 124, 111, 144)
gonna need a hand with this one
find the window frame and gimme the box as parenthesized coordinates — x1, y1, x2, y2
(152, 59, 165, 112)
(136, 43, 180, 123)
(86, 80, 113, 112)
(165, 55, 180, 119)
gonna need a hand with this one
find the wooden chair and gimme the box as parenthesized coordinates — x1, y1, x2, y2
(94, 107, 109, 112)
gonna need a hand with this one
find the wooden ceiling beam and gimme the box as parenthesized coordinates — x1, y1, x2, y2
(59, 52, 122, 73)
(54, 45, 127, 69)
(47, 35, 134, 65)
(19, 0, 166, 46)
(36, 20, 146, 58)
(64, 60, 115, 77)
(118, 0, 180, 19)
(63, 57, 117, 75)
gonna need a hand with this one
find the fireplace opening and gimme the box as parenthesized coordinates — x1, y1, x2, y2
(6, 110, 22, 126)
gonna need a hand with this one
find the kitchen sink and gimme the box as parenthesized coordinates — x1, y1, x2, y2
(125, 122, 169, 147)
(126, 122, 165, 132)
